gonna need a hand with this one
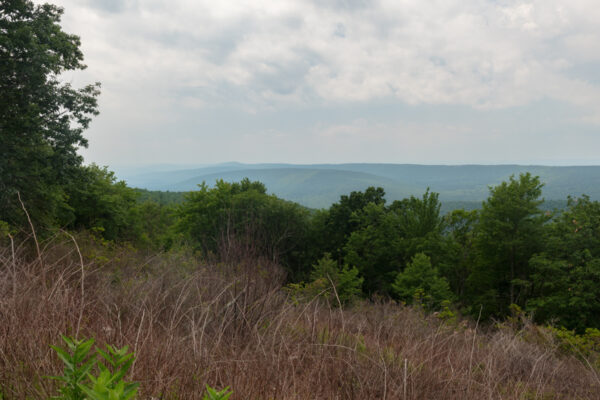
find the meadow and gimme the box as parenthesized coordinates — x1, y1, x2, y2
(1, 232, 599, 399)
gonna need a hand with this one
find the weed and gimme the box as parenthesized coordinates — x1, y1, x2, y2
(49, 337, 138, 400)
(203, 385, 233, 400)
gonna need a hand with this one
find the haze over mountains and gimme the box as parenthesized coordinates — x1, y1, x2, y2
(116, 163, 600, 209)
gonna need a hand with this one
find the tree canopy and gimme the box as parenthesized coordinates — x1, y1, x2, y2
(468, 173, 547, 318)
(0, 0, 100, 227)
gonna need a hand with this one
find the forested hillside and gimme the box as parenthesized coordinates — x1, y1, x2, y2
(2, 1, 600, 399)
(118, 162, 600, 208)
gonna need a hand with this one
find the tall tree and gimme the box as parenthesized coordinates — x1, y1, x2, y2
(528, 196, 600, 331)
(344, 190, 444, 295)
(469, 173, 547, 318)
(344, 202, 404, 294)
(317, 187, 386, 262)
(0, 0, 100, 226)
(64, 165, 138, 241)
(388, 189, 444, 264)
(439, 209, 479, 299)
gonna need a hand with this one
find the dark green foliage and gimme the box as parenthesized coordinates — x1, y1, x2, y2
(316, 186, 386, 262)
(49, 337, 96, 400)
(127, 200, 177, 250)
(63, 165, 139, 241)
(286, 253, 363, 306)
(389, 189, 442, 238)
(344, 202, 404, 294)
(439, 209, 479, 299)
(344, 189, 443, 295)
(0, 0, 100, 227)
(133, 189, 185, 206)
(176, 178, 310, 273)
(392, 253, 453, 310)
(50, 337, 138, 400)
(61, 165, 177, 247)
(309, 253, 363, 305)
(388, 189, 445, 264)
(528, 196, 600, 332)
(468, 173, 548, 318)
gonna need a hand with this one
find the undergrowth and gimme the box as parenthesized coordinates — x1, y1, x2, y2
(1, 233, 599, 399)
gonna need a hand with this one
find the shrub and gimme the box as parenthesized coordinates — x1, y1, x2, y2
(50, 336, 138, 400)
(287, 253, 363, 306)
(392, 253, 453, 310)
(49, 336, 234, 400)
(548, 327, 600, 369)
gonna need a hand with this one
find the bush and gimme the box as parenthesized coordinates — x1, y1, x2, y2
(392, 253, 453, 310)
(287, 253, 363, 306)
(50, 336, 234, 400)
(548, 327, 600, 369)
(49, 336, 138, 400)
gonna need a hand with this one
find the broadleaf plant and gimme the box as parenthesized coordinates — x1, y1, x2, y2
(50, 337, 138, 400)
(49, 336, 97, 400)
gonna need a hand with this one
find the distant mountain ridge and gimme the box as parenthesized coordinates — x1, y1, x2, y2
(116, 163, 600, 209)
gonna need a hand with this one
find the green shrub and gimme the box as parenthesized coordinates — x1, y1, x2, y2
(203, 385, 233, 400)
(50, 336, 234, 399)
(287, 253, 363, 306)
(49, 337, 98, 400)
(392, 253, 453, 311)
(49, 336, 138, 400)
(548, 326, 600, 368)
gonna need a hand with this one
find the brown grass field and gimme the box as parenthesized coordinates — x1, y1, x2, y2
(1, 233, 599, 399)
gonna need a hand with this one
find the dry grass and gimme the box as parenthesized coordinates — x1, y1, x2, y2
(1, 233, 599, 399)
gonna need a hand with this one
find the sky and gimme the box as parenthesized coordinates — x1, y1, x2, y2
(46, 0, 600, 166)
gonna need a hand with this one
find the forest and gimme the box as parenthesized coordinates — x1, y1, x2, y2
(1, 1, 600, 399)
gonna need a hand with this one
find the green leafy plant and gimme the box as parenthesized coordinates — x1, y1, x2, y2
(50, 337, 138, 400)
(49, 337, 97, 400)
(81, 344, 139, 400)
(392, 253, 453, 311)
(96, 344, 136, 386)
(203, 385, 233, 400)
(79, 370, 138, 400)
(548, 326, 600, 368)
(286, 253, 363, 306)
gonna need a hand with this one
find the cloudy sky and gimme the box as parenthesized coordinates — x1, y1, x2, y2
(48, 0, 600, 166)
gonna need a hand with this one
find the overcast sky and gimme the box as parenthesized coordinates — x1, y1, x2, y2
(47, 0, 600, 166)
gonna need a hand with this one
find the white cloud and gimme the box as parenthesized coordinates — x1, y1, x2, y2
(52, 0, 600, 114)
(37, 0, 600, 165)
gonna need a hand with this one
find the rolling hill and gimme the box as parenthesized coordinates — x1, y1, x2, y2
(115, 163, 600, 209)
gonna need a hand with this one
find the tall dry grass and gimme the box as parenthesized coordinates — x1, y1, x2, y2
(1, 232, 599, 399)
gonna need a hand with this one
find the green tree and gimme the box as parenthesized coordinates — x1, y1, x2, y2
(528, 196, 600, 331)
(308, 253, 363, 305)
(63, 165, 138, 241)
(0, 0, 100, 227)
(439, 209, 479, 299)
(344, 190, 444, 295)
(316, 187, 386, 262)
(177, 179, 310, 274)
(469, 173, 547, 318)
(388, 189, 445, 264)
(392, 252, 453, 310)
(126, 200, 177, 250)
(344, 202, 404, 294)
